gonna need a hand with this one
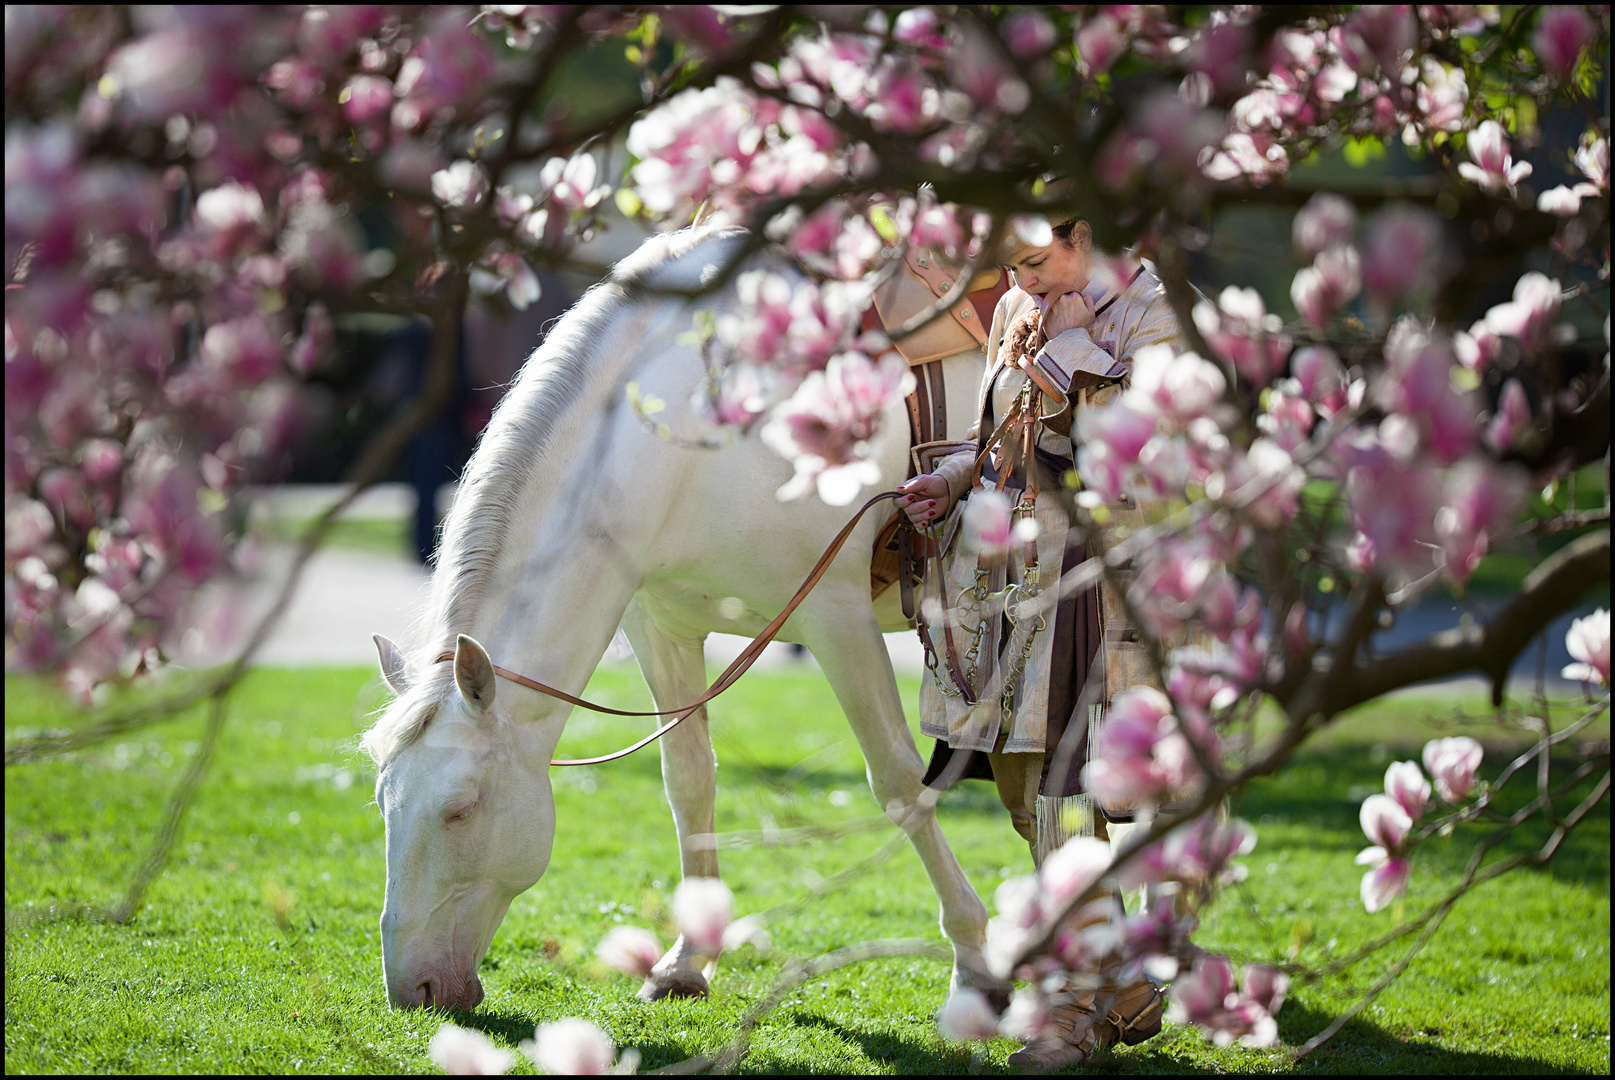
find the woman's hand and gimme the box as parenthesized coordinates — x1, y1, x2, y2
(1039, 290, 1095, 339)
(896, 473, 951, 527)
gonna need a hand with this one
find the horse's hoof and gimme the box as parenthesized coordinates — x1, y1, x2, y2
(637, 972, 710, 1001)
(955, 968, 1013, 1016)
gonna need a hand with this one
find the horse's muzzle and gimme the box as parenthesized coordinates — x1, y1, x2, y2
(391, 971, 485, 1012)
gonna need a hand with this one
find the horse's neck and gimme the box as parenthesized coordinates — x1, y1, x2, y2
(422, 308, 667, 707)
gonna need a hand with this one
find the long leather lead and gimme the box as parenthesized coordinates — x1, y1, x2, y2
(435, 489, 903, 766)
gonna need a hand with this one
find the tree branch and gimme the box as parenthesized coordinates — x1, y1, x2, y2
(1327, 529, 1611, 712)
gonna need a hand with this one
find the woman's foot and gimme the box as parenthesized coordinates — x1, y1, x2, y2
(1005, 979, 1165, 1070)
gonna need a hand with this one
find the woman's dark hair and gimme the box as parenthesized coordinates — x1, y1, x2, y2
(1051, 216, 1093, 248)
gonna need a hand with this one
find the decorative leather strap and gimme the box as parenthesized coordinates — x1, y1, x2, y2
(904, 251, 989, 347)
(436, 489, 904, 766)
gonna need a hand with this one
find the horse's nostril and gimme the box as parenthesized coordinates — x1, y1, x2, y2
(417, 979, 436, 1008)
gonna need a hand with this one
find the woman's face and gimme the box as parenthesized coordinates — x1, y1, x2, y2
(1006, 238, 1091, 298)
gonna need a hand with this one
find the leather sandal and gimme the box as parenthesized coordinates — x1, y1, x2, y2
(1005, 992, 1104, 1071)
(1005, 980, 1166, 1071)
(1101, 978, 1165, 1046)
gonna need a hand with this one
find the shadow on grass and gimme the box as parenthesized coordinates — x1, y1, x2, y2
(1277, 1000, 1598, 1075)
(1234, 746, 1611, 892)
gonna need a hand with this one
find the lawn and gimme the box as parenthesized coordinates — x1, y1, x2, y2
(4, 666, 1609, 1074)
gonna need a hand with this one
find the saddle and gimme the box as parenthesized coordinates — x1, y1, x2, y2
(868, 253, 1006, 608)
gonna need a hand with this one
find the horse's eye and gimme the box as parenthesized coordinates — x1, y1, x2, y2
(444, 803, 476, 823)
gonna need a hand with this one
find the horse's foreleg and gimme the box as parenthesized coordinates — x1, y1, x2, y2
(620, 598, 720, 1001)
(798, 600, 1009, 1008)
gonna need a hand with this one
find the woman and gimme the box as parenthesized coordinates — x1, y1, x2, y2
(895, 217, 1183, 1069)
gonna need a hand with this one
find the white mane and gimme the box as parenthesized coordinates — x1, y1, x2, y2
(360, 225, 753, 765)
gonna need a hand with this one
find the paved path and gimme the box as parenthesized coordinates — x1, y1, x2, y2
(220, 485, 1596, 696)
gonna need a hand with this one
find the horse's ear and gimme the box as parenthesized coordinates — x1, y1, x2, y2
(453, 634, 497, 715)
(374, 635, 411, 696)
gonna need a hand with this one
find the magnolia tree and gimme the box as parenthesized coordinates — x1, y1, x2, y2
(5, 3, 1610, 1065)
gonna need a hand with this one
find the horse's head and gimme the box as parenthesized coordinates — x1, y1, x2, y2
(369, 633, 555, 1011)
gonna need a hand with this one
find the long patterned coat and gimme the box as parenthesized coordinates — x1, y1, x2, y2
(919, 261, 1185, 810)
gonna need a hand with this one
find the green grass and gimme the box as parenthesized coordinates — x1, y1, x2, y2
(5, 668, 1609, 1074)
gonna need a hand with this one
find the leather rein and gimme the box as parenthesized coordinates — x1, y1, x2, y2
(434, 488, 903, 767)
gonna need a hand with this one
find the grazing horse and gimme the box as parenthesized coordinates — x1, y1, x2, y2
(362, 224, 996, 1011)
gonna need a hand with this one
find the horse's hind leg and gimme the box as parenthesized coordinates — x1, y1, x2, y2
(620, 598, 720, 1001)
(797, 597, 1009, 1008)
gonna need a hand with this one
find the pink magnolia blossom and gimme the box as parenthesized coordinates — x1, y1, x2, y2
(1575, 134, 1609, 190)
(1454, 321, 1504, 373)
(1084, 397, 1163, 464)
(429, 1023, 516, 1075)
(762, 350, 913, 505)
(671, 876, 734, 957)
(1291, 244, 1361, 328)
(1536, 184, 1597, 216)
(1003, 10, 1057, 58)
(1415, 57, 1469, 132)
(1345, 456, 1442, 581)
(1076, 14, 1128, 77)
(1360, 792, 1412, 853)
(1356, 852, 1412, 913)
(199, 314, 282, 384)
(1483, 272, 1563, 353)
(1082, 687, 1208, 811)
(392, 9, 493, 123)
(1290, 345, 1349, 418)
(1533, 6, 1597, 79)
(891, 7, 946, 49)
(432, 160, 490, 210)
(1040, 836, 1113, 908)
(657, 5, 733, 56)
(193, 181, 265, 235)
(936, 987, 999, 1042)
(998, 988, 1054, 1042)
(263, 58, 325, 109)
(521, 1018, 622, 1076)
(1120, 815, 1256, 890)
(1434, 460, 1526, 585)
(1355, 793, 1413, 911)
(1362, 204, 1444, 308)
(540, 153, 609, 212)
(1194, 286, 1289, 387)
(1345, 5, 1417, 73)
(1422, 736, 1485, 802)
(704, 362, 770, 429)
(1201, 130, 1289, 185)
(1484, 379, 1532, 453)
(1222, 438, 1304, 528)
(1383, 760, 1430, 819)
(1186, 21, 1253, 97)
(1457, 121, 1532, 196)
(1561, 608, 1610, 686)
(1256, 388, 1316, 453)
(340, 74, 393, 125)
(1167, 955, 1287, 1047)
(596, 926, 662, 978)
(1124, 346, 1227, 428)
(960, 487, 1015, 556)
(1377, 321, 1476, 463)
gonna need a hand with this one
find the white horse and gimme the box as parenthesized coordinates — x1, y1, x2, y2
(362, 224, 994, 1011)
